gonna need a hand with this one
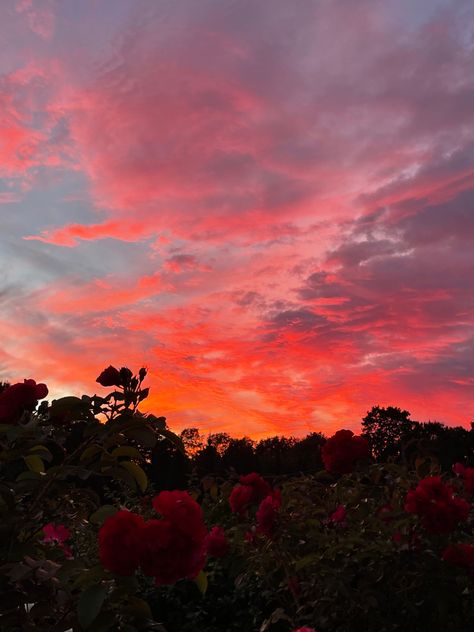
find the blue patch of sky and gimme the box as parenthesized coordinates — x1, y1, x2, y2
(387, 0, 458, 30)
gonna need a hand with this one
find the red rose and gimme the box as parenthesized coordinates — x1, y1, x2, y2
(140, 490, 207, 585)
(229, 472, 271, 515)
(453, 463, 474, 496)
(405, 476, 470, 534)
(293, 627, 317, 632)
(140, 518, 207, 585)
(152, 490, 206, 539)
(206, 526, 230, 558)
(256, 489, 282, 539)
(442, 543, 474, 575)
(322, 429, 369, 474)
(453, 462, 466, 476)
(377, 504, 394, 522)
(229, 484, 254, 515)
(464, 469, 474, 496)
(329, 504, 347, 525)
(98, 510, 145, 575)
(239, 472, 272, 500)
(287, 575, 301, 598)
(96, 365, 122, 388)
(245, 529, 256, 544)
(0, 379, 48, 423)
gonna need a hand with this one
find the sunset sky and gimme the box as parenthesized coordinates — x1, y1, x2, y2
(1, 0, 473, 437)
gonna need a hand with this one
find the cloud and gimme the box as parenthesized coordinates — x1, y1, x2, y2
(1, 0, 473, 434)
(15, 0, 57, 40)
(24, 218, 156, 247)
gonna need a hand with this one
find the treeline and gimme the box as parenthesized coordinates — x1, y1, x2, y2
(147, 406, 474, 489)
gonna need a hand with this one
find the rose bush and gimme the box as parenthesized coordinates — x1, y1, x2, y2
(0, 366, 473, 631)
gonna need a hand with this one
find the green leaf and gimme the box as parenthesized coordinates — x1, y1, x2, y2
(16, 470, 43, 482)
(111, 446, 143, 459)
(49, 396, 91, 422)
(259, 608, 291, 632)
(294, 553, 319, 571)
(8, 563, 33, 582)
(80, 444, 103, 461)
(111, 465, 137, 490)
(77, 582, 107, 629)
(123, 424, 156, 448)
(194, 570, 208, 595)
(28, 445, 53, 462)
(138, 388, 149, 402)
(73, 564, 106, 589)
(146, 415, 167, 430)
(89, 505, 118, 526)
(120, 461, 148, 493)
(0, 484, 14, 509)
(123, 597, 153, 620)
(103, 433, 126, 450)
(23, 455, 45, 473)
(66, 465, 93, 480)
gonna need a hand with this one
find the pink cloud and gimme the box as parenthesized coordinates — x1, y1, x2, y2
(15, 0, 57, 40)
(2, 1, 473, 435)
(24, 218, 156, 246)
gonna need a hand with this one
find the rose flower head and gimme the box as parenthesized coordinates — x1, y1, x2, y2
(329, 504, 347, 525)
(152, 490, 206, 539)
(256, 489, 282, 539)
(0, 379, 48, 423)
(229, 472, 271, 515)
(98, 510, 145, 575)
(405, 476, 470, 534)
(442, 543, 474, 577)
(96, 365, 122, 388)
(322, 429, 369, 474)
(205, 526, 230, 558)
(142, 490, 207, 585)
(43, 523, 72, 558)
(453, 463, 474, 497)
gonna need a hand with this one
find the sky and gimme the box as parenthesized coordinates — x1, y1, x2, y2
(1, 0, 473, 438)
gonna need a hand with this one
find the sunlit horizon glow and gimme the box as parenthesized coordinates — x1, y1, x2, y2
(1, 0, 473, 437)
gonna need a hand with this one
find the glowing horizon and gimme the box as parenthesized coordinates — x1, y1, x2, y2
(1, 0, 473, 437)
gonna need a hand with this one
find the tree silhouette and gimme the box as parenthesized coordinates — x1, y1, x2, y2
(207, 432, 232, 455)
(0, 381, 11, 394)
(149, 438, 190, 490)
(361, 405, 415, 461)
(221, 437, 256, 474)
(180, 427, 205, 456)
(405, 421, 474, 471)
